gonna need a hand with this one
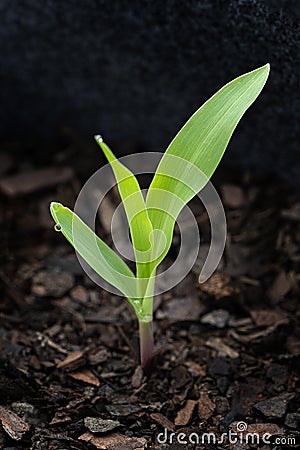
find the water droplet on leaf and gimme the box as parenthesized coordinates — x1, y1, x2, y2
(143, 314, 152, 322)
(54, 223, 62, 232)
(95, 134, 103, 142)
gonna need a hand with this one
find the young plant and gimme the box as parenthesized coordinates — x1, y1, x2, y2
(50, 65, 269, 374)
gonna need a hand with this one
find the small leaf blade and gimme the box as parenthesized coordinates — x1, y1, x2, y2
(95, 136, 157, 300)
(95, 135, 153, 257)
(49, 202, 143, 316)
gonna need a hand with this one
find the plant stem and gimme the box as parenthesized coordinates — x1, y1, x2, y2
(139, 319, 154, 375)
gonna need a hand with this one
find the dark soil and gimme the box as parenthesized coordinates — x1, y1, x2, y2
(0, 137, 299, 449)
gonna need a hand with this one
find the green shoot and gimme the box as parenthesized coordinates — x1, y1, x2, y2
(50, 64, 269, 374)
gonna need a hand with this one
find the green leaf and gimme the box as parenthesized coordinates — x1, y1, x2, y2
(94, 135, 153, 255)
(49, 202, 144, 317)
(94, 136, 157, 300)
(146, 64, 270, 265)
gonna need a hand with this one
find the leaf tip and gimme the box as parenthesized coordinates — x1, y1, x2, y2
(248, 63, 270, 89)
(94, 134, 103, 143)
(262, 62, 270, 75)
(50, 202, 64, 221)
(50, 201, 62, 212)
(256, 63, 270, 79)
(94, 134, 116, 164)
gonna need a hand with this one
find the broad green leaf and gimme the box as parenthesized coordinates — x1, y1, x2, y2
(146, 64, 270, 265)
(49, 202, 145, 318)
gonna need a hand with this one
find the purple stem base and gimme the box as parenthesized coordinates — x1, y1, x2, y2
(139, 320, 154, 376)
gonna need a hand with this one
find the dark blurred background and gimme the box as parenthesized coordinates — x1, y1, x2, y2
(0, 0, 299, 184)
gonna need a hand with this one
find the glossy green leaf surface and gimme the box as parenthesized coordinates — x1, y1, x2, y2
(49, 202, 144, 317)
(146, 64, 270, 266)
(94, 136, 156, 300)
(94, 136, 153, 260)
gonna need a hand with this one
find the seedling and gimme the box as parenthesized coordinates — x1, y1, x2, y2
(50, 65, 269, 374)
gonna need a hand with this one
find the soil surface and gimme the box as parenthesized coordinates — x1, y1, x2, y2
(0, 137, 299, 449)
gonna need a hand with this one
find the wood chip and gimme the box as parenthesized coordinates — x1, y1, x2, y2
(0, 405, 30, 440)
(106, 404, 141, 416)
(185, 361, 206, 377)
(206, 337, 239, 359)
(247, 423, 283, 437)
(32, 270, 75, 298)
(221, 184, 245, 208)
(201, 309, 230, 328)
(231, 421, 283, 437)
(56, 350, 85, 370)
(229, 319, 289, 343)
(131, 366, 144, 389)
(200, 273, 238, 299)
(84, 417, 120, 433)
(286, 335, 300, 355)
(253, 393, 294, 418)
(151, 413, 175, 431)
(171, 365, 190, 390)
(156, 296, 204, 322)
(78, 432, 147, 449)
(250, 309, 288, 328)
(267, 271, 291, 303)
(281, 202, 300, 221)
(49, 412, 72, 425)
(88, 348, 109, 365)
(0, 166, 74, 196)
(285, 412, 300, 429)
(68, 369, 100, 386)
(70, 285, 89, 303)
(198, 393, 215, 420)
(174, 399, 197, 426)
